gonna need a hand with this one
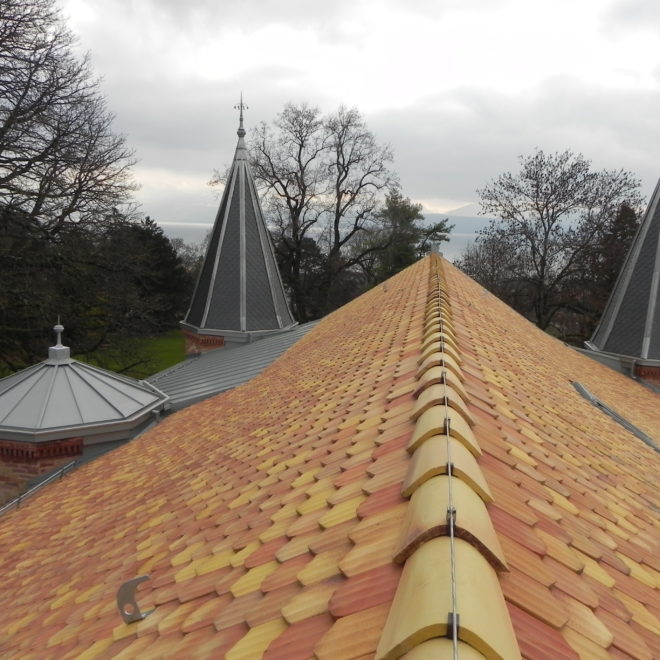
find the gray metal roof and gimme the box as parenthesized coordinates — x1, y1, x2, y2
(148, 321, 318, 410)
(182, 104, 296, 338)
(0, 325, 168, 442)
(589, 178, 660, 360)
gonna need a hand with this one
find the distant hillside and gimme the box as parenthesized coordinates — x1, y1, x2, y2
(161, 214, 492, 263)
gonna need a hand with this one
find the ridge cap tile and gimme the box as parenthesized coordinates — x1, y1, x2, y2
(376, 537, 520, 660)
(393, 474, 507, 570)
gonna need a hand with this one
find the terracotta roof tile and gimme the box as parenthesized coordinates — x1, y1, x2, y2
(489, 505, 547, 555)
(214, 591, 263, 631)
(507, 602, 579, 660)
(244, 583, 300, 628)
(263, 612, 334, 660)
(225, 618, 287, 659)
(261, 553, 312, 592)
(181, 593, 232, 634)
(280, 578, 340, 624)
(1, 255, 659, 659)
(328, 562, 402, 618)
(500, 567, 569, 629)
(314, 603, 391, 659)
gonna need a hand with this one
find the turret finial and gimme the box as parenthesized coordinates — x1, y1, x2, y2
(48, 318, 71, 363)
(54, 317, 64, 347)
(234, 93, 248, 138)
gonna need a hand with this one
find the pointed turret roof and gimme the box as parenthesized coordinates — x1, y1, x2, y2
(588, 178, 660, 361)
(181, 100, 296, 341)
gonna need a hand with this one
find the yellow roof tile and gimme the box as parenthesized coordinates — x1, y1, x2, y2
(615, 552, 658, 588)
(556, 591, 614, 648)
(613, 589, 660, 633)
(230, 561, 279, 597)
(575, 550, 617, 588)
(229, 541, 261, 568)
(297, 551, 342, 586)
(412, 382, 473, 425)
(225, 618, 287, 659)
(281, 581, 338, 624)
(408, 406, 480, 455)
(318, 495, 365, 529)
(562, 627, 612, 659)
(393, 475, 507, 569)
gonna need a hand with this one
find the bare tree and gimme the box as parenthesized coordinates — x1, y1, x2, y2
(249, 103, 329, 319)
(248, 103, 397, 319)
(473, 149, 643, 331)
(0, 0, 136, 233)
(0, 0, 140, 371)
(323, 107, 397, 272)
(454, 230, 533, 315)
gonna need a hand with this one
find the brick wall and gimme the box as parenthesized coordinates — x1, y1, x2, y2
(0, 438, 83, 505)
(635, 364, 660, 384)
(182, 330, 225, 355)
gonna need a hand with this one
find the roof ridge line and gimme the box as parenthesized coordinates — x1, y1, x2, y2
(375, 254, 521, 660)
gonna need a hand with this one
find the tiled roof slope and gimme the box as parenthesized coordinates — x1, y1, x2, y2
(0, 255, 658, 659)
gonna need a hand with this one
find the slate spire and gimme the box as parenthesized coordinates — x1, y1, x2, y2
(181, 99, 296, 346)
(588, 178, 660, 363)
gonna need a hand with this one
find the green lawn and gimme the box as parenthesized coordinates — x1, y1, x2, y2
(76, 329, 186, 379)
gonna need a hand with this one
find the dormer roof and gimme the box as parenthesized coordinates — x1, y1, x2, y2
(181, 103, 296, 341)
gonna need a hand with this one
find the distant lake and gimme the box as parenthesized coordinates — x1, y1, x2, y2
(160, 214, 488, 263)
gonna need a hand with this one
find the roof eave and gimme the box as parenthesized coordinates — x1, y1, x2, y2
(0, 397, 169, 443)
(180, 320, 299, 340)
(580, 342, 660, 375)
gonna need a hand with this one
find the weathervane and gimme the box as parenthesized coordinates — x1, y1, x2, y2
(234, 93, 248, 137)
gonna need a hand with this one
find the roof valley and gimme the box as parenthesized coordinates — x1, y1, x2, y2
(376, 254, 520, 660)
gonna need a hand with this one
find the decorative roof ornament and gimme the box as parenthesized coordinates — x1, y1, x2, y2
(235, 93, 247, 138)
(47, 320, 71, 364)
(181, 97, 296, 343)
(586, 178, 660, 374)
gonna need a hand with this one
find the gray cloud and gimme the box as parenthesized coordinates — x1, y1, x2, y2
(129, 77, 660, 224)
(604, 0, 660, 30)
(61, 0, 660, 227)
(371, 77, 660, 208)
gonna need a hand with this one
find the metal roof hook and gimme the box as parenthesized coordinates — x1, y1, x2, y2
(117, 575, 153, 624)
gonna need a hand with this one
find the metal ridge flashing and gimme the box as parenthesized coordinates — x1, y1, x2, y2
(376, 255, 521, 660)
(572, 381, 660, 452)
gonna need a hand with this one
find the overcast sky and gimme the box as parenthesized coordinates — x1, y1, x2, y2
(61, 0, 660, 232)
